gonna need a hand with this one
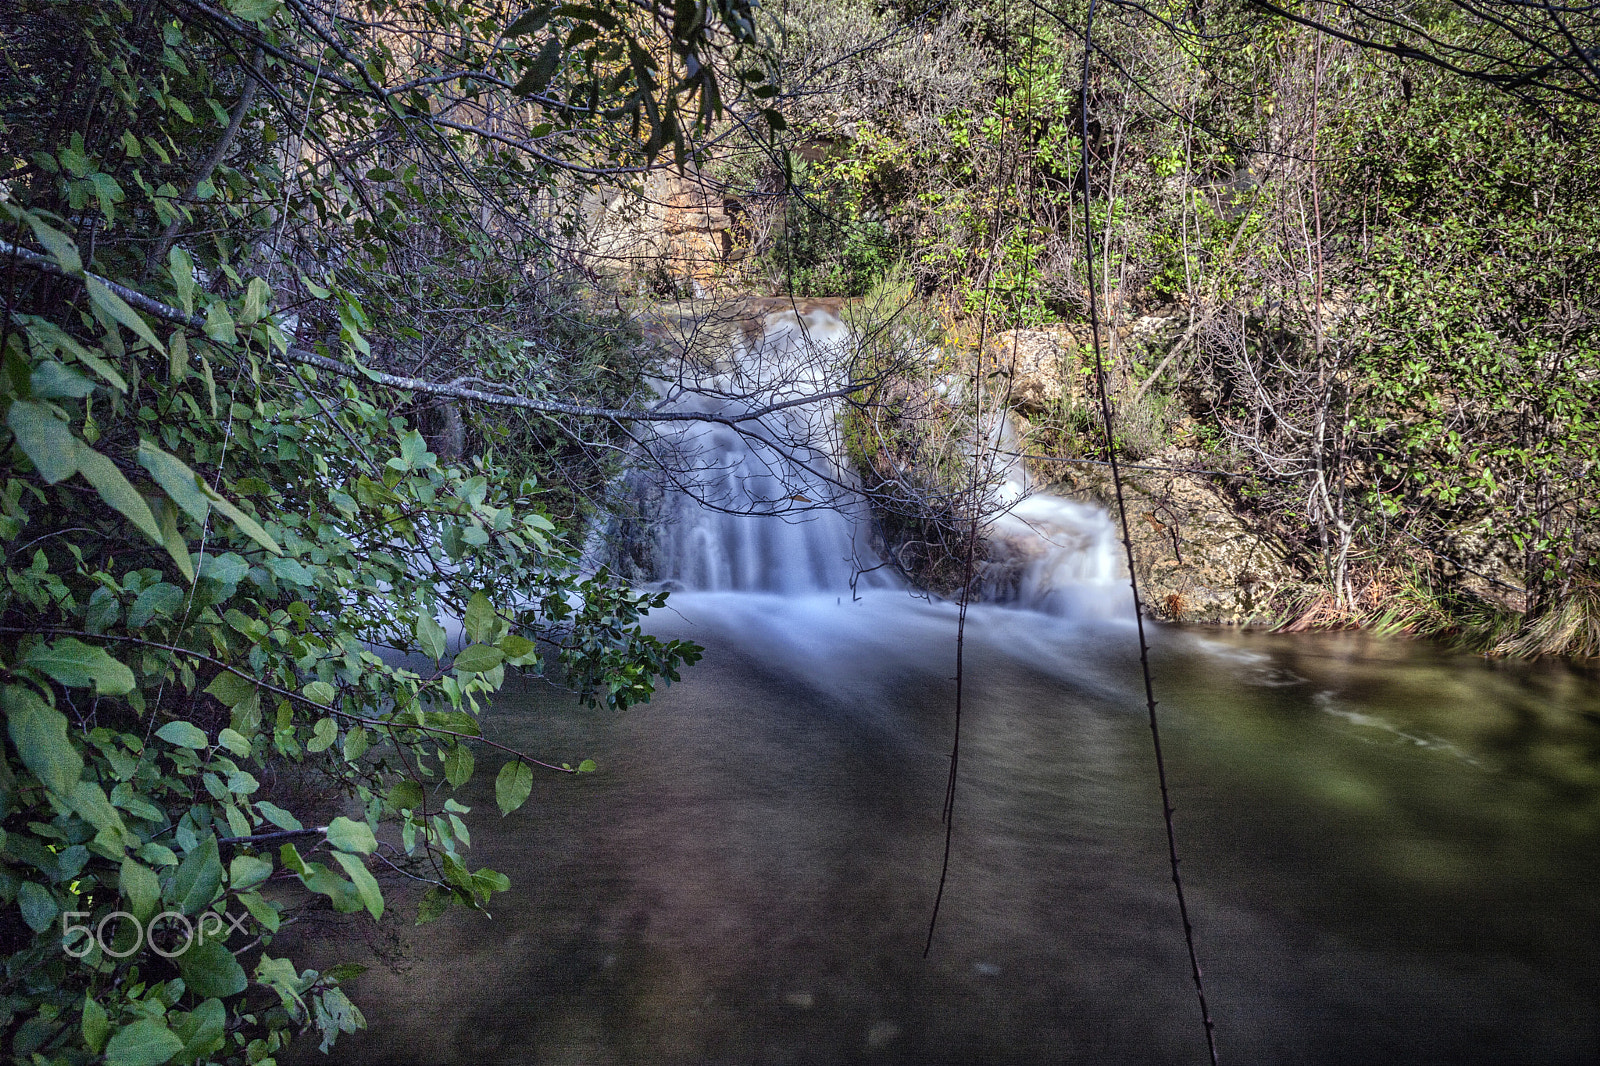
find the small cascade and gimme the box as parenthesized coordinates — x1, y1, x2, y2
(621, 302, 1127, 619)
(643, 303, 894, 596)
(983, 418, 1132, 621)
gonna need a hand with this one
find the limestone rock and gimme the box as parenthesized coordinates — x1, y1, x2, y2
(988, 327, 1083, 415)
(1051, 453, 1309, 624)
(582, 169, 732, 292)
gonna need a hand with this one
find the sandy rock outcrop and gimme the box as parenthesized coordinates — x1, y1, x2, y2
(583, 169, 733, 291)
(988, 312, 1185, 415)
(988, 328, 1082, 414)
(1050, 451, 1310, 624)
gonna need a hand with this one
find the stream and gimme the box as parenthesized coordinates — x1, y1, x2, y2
(324, 305, 1600, 1065)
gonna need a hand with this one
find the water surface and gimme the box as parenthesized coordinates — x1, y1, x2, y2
(329, 593, 1600, 1065)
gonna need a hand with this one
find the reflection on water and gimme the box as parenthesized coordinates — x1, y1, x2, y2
(322, 594, 1600, 1066)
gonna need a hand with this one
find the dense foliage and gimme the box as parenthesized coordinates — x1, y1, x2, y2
(730, 0, 1598, 648)
(0, 0, 800, 1058)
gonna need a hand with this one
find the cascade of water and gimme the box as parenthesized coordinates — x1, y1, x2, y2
(986, 417, 1131, 621)
(645, 303, 893, 596)
(636, 303, 1127, 618)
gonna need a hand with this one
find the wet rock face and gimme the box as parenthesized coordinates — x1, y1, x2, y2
(1047, 454, 1310, 625)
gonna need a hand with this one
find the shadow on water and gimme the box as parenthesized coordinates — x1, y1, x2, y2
(312, 594, 1600, 1066)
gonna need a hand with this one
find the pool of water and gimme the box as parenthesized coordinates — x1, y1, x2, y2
(319, 592, 1600, 1065)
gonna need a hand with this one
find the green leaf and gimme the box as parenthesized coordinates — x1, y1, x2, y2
(415, 613, 447, 662)
(7, 400, 79, 484)
(25, 214, 82, 275)
(168, 329, 189, 381)
(386, 779, 423, 815)
(303, 680, 336, 705)
(506, 6, 551, 35)
(202, 483, 281, 554)
(71, 346, 129, 392)
(495, 758, 533, 816)
(332, 850, 384, 919)
(498, 632, 538, 666)
(280, 845, 362, 912)
(470, 866, 510, 897)
(169, 834, 223, 915)
(104, 1018, 184, 1066)
(206, 670, 257, 708)
(239, 890, 280, 933)
(130, 582, 185, 627)
(24, 637, 136, 695)
(198, 552, 249, 586)
(75, 440, 165, 545)
(226, 0, 281, 21)
(306, 716, 337, 753)
(30, 360, 94, 398)
(343, 725, 369, 762)
(17, 880, 58, 932)
(218, 727, 251, 756)
(168, 248, 196, 317)
(325, 815, 376, 854)
(157, 499, 196, 583)
(464, 591, 501, 644)
(453, 643, 504, 674)
(254, 801, 302, 831)
(398, 429, 430, 469)
(176, 937, 248, 997)
(203, 300, 236, 345)
(229, 853, 272, 889)
(512, 36, 564, 95)
(4, 685, 83, 795)
(121, 859, 161, 923)
(443, 744, 474, 788)
(416, 885, 452, 924)
(69, 780, 127, 833)
(171, 997, 225, 1066)
(264, 556, 313, 585)
(87, 277, 165, 354)
(156, 721, 209, 749)
(83, 996, 110, 1055)
(137, 440, 210, 523)
(239, 277, 271, 324)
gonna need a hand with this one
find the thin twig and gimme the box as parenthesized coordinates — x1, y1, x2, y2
(1079, 4, 1219, 1060)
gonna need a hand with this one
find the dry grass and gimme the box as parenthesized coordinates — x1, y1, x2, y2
(1272, 565, 1600, 661)
(1494, 581, 1600, 659)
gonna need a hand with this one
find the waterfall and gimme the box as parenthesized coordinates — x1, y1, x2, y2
(986, 417, 1131, 621)
(631, 301, 1130, 621)
(642, 302, 894, 596)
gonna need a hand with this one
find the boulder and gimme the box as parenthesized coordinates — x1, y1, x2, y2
(988, 327, 1082, 415)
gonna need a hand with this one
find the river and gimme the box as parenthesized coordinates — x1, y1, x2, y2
(322, 304, 1600, 1065)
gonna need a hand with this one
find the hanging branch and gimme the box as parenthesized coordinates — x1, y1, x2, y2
(0, 238, 862, 428)
(1077, 2, 1220, 1061)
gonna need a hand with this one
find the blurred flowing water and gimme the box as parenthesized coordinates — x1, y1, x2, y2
(334, 600, 1600, 1065)
(326, 306, 1600, 1064)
